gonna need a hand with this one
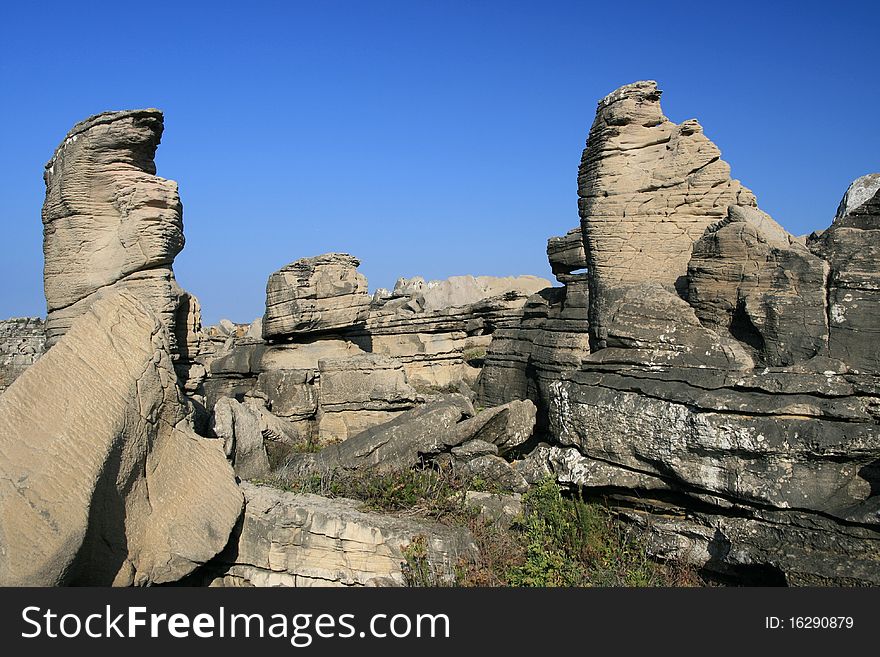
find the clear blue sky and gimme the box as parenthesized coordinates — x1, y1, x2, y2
(1, 1, 877, 325)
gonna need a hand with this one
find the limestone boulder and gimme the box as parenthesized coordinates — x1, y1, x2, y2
(41, 109, 189, 351)
(263, 253, 370, 340)
(688, 205, 829, 366)
(205, 483, 476, 587)
(577, 81, 755, 347)
(0, 293, 242, 586)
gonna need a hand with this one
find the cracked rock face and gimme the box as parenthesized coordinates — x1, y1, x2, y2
(0, 292, 242, 586)
(688, 205, 829, 367)
(578, 80, 756, 347)
(42, 109, 189, 351)
(809, 177, 880, 373)
(0, 317, 45, 392)
(263, 253, 370, 340)
(204, 483, 476, 587)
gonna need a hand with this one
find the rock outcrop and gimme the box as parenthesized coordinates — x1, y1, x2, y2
(482, 80, 880, 585)
(0, 293, 242, 586)
(210, 397, 271, 479)
(0, 317, 45, 392)
(358, 274, 550, 388)
(203, 483, 476, 587)
(688, 205, 829, 366)
(577, 80, 755, 349)
(263, 253, 370, 340)
(808, 175, 880, 373)
(41, 109, 188, 351)
(285, 395, 536, 493)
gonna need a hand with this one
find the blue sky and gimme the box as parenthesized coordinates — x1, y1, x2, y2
(1, 0, 877, 325)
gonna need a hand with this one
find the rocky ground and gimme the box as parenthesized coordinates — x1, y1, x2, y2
(1, 82, 877, 586)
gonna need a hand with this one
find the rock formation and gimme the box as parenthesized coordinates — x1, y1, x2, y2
(0, 317, 45, 392)
(41, 109, 188, 350)
(577, 80, 755, 351)
(203, 483, 476, 587)
(0, 293, 242, 586)
(210, 397, 271, 479)
(808, 175, 880, 373)
(485, 80, 880, 585)
(263, 253, 370, 340)
(285, 395, 536, 493)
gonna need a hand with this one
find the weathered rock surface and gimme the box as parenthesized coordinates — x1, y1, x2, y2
(0, 317, 45, 392)
(316, 354, 420, 443)
(482, 81, 880, 585)
(359, 274, 551, 388)
(688, 205, 829, 366)
(205, 483, 476, 586)
(0, 293, 242, 586)
(477, 258, 591, 423)
(284, 396, 535, 493)
(578, 80, 755, 347)
(809, 176, 880, 373)
(263, 253, 370, 340)
(41, 109, 189, 351)
(547, 227, 587, 280)
(210, 397, 271, 479)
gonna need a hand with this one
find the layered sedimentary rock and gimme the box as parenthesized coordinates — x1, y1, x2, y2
(41, 109, 189, 351)
(285, 395, 535, 493)
(547, 227, 586, 279)
(483, 80, 880, 584)
(809, 175, 880, 373)
(205, 483, 476, 587)
(360, 274, 550, 388)
(688, 205, 829, 366)
(263, 253, 370, 340)
(526, 364, 880, 584)
(577, 80, 755, 348)
(0, 293, 242, 586)
(476, 231, 591, 419)
(0, 317, 45, 392)
(316, 354, 420, 443)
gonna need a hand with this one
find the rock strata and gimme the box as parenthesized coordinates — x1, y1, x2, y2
(263, 253, 370, 340)
(205, 483, 476, 587)
(41, 109, 189, 351)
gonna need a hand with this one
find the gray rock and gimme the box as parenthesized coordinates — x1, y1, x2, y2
(210, 397, 270, 480)
(688, 207, 829, 366)
(0, 317, 45, 392)
(451, 439, 498, 460)
(456, 455, 529, 494)
(810, 178, 880, 373)
(834, 173, 880, 228)
(464, 490, 523, 528)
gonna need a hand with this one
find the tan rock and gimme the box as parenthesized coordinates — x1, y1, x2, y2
(263, 253, 370, 340)
(0, 292, 242, 586)
(41, 109, 189, 351)
(578, 81, 756, 345)
(208, 483, 476, 586)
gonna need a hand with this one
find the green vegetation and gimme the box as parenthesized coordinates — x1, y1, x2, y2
(462, 347, 487, 366)
(264, 468, 701, 587)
